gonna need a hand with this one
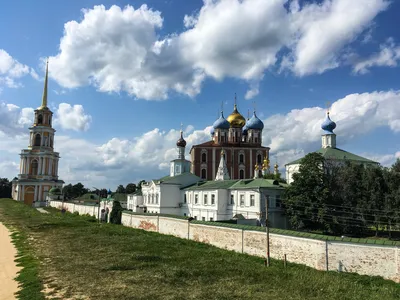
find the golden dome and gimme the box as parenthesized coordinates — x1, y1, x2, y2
(227, 104, 246, 128)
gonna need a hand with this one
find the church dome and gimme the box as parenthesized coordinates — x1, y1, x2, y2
(246, 112, 264, 130)
(227, 105, 246, 128)
(321, 112, 336, 134)
(176, 130, 187, 147)
(213, 112, 230, 130)
(210, 127, 215, 137)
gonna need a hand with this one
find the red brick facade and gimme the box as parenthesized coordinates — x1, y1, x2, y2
(190, 142, 270, 180)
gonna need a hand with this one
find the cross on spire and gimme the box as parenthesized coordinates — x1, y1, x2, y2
(326, 101, 331, 114)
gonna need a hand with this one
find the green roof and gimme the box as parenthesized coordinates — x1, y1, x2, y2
(151, 172, 201, 186)
(183, 180, 238, 191)
(129, 190, 142, 196)
(229, 179, 284, 190)
(286, 147, 379, 165)
(184, 178, 286, 191)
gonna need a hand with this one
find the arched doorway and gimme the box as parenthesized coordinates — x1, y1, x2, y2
(24, 186, 35, 205)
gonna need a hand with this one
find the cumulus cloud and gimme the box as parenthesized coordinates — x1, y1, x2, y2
(353, 38, 400, 74)
(54, 103, 92, 131)
(48, 0, 389, 101)
(264, 90, 400, 165)
(0, 49, 37, 89)
(2, 89, 400, 187)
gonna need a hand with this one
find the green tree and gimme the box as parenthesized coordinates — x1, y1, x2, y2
(0, 178, 12, 198)
(125, 183, 136, 194)
(284, 153, 331, 232)
(110, 201, 123, 224)
(116, 185, 126, 194)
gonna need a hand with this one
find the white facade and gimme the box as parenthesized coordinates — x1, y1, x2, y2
(127, 193, 144, 212)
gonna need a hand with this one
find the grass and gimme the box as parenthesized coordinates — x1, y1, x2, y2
(1, 198, 399, 300)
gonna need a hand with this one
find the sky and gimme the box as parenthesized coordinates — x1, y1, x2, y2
(1, 0, 400, 190)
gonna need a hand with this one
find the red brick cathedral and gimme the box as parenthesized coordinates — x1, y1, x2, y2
(190, 102, 269, 180)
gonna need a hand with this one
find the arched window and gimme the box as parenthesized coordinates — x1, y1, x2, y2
(257, 154, 262, 164)
(239, 169, 244, 179)
(31, 160, 38, 175)
(201, 152, 207, 163)
(201, 168, 206, 179)
(50, 137, 53, 148)
(34, 134, 41, 146)
(48, 116, 52, 126)
(239, 154, 244, 164)
(38, 114, 43, 124)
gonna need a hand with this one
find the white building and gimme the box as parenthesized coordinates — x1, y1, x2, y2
(12, 60, 64, 206)
(285, 111, 379, 184)
(127, 190, 144, 212)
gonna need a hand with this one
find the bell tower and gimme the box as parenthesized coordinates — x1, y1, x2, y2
(12, 59, 64, 206)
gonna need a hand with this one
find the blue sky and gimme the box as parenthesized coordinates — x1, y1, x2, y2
(1, 0, 400, 189)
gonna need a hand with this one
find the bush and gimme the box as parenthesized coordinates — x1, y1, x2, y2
(73, 211, 79, 216)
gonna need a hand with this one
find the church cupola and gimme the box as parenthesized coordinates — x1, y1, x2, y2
(176, 129, 187, 148)
(170, 124, 191, 177)
(246, 110, 263, 145)
(227, 94, 245, 143)
(212, 111, 230, 144)
(321, 111, 337, 148)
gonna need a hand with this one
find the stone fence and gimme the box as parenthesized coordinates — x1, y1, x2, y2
(49, 201, 400, 283)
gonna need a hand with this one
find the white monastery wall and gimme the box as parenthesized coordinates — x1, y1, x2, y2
(47, 202, 400, 282)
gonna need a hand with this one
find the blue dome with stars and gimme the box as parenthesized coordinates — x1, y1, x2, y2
(213, 112, 230, 130)
(246, 112, 264, 130)
(321, 112, 336, 134)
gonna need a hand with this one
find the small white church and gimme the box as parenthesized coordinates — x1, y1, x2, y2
(127, 128, 287, 228)
(285, 111, 379, 184)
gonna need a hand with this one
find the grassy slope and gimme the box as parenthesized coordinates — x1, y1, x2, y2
(0, 199, 399, 300)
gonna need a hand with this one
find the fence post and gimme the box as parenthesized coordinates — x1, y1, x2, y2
(241, 229, 244, 253)
(325, 240, 329, 271)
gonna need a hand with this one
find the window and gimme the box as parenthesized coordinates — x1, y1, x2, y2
(201, 152, 207, 162)
(250, 195, 255, 207)
(211, 194, 215, 205)
(156, 194, 159, 204)
(195, 194, 198, 204)
(230, 194, 234, 205)
(194, 216, 197, 220)
(239, 169, 244, 179)
(239, 153, 244, 163)
(204, 194, 208, 205)
(202, 217, 205, 221)
(201, 168, 206, 179)
(276, 195, 282, 208)
(184, 213, 187, 217)
(184, 194, 187, 203)
(210, 217, 214, 221)
(257, 154, 262, 164)
(31, 160, 38, 175)
(189, 194, 191, 204)
(48, 116, 52, 126)
(240, 194, 245, 206)
(34, 134, 41, 146)
(38, 114, 43, 124)
(50, 137, 53, 148)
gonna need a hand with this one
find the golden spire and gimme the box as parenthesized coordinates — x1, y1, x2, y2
(234, 93, 237, 109)
(40, 58, 49, 109)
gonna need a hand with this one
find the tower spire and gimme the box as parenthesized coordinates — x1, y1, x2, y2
(234, 93, 237, 109)
(215, 150, 230, 181)
(40, 58, 49, 109)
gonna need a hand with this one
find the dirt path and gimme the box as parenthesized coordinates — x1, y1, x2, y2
(0, 222, 20, 300)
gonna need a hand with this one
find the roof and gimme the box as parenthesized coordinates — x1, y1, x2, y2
(229, 179, 284, 190)
(183, 178, 286, 191)
(152, 172, 200, 185)
(183, 180, 238, 191)
(129, 190, 143, 196)
(285, 147, 379, 166)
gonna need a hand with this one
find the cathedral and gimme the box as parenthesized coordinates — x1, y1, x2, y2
(11, 60, 64, 206)
(190, 97, 270, 180)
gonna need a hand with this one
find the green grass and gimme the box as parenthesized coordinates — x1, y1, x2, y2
(1, 198, 399, 300)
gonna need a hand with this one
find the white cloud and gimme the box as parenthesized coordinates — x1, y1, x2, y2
(2, 89, 400, 188)
(353, 38, 400, 74)
(54, 103, 92, 131)
(48, 0, 389, 101)
(286, 0, 389, 76)
(0, 49, 37, 89)
(264, 90, 400, 166)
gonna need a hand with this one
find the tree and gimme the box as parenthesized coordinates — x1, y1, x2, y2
(125, 183, 136, 194)
(0, 178, 12, 198)
(110, 201, 123, 224)
(116, 185, 126, 194)
(284, 153, 331, 232)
